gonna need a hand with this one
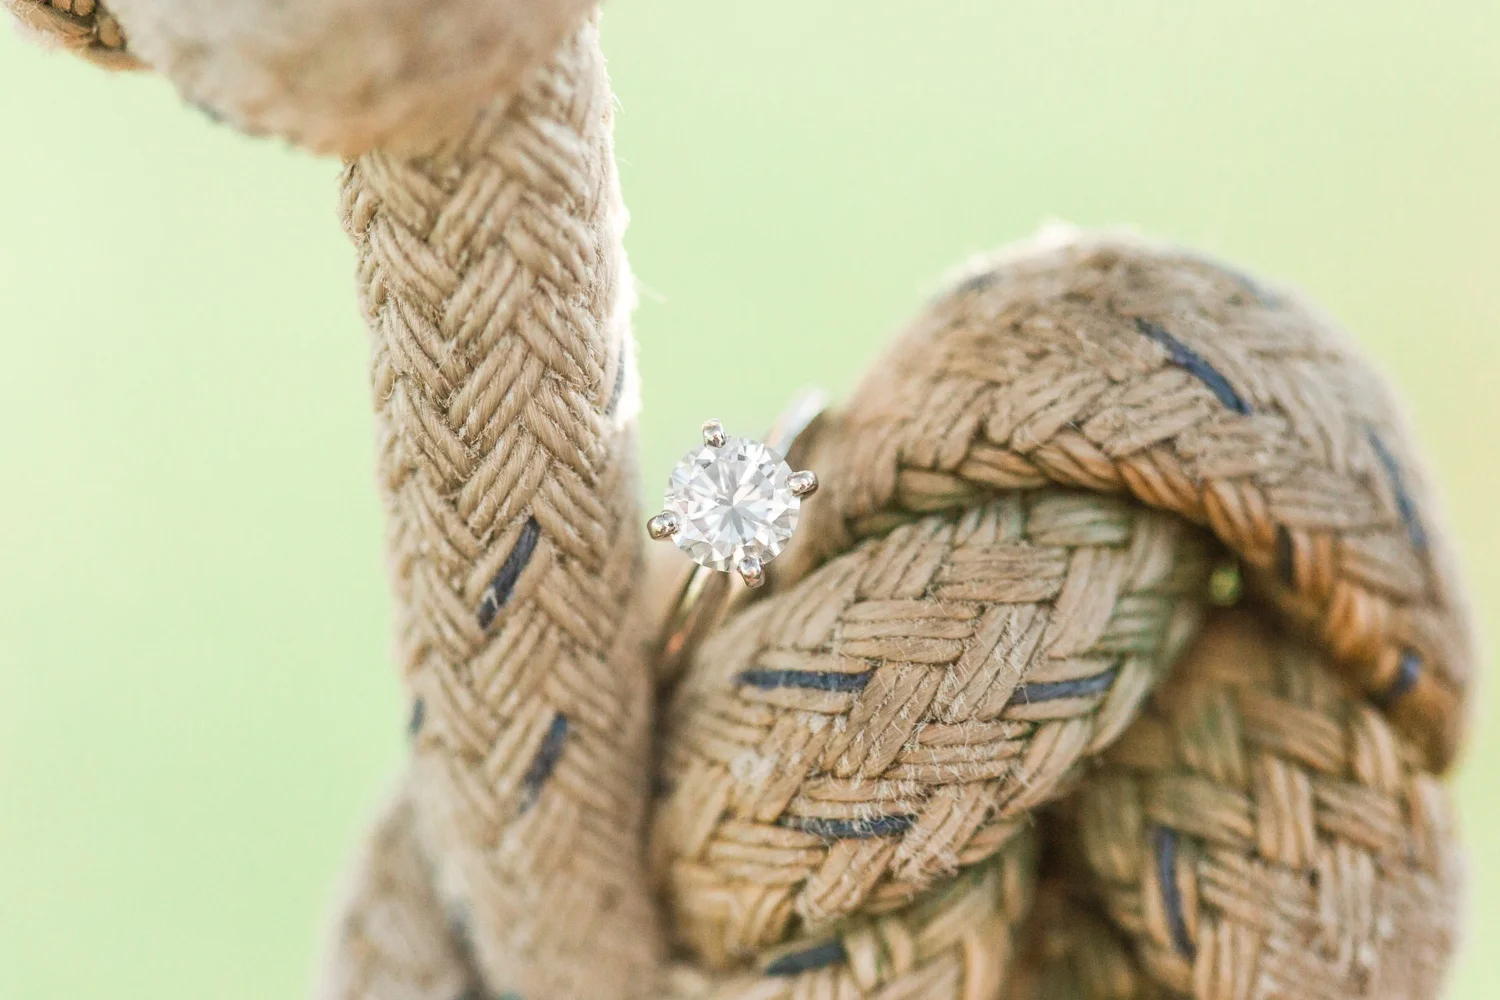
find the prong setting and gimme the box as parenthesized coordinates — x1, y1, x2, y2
(663, 416, 821, 576)
(788, 470, 818, 498)
(647, 510, 680, 540)
(737, 554, 765, 589)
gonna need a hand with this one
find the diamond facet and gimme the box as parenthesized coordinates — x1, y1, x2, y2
(664, 435, 800, 572)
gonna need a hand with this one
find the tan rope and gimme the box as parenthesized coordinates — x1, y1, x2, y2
(107, 0, 594, 154)
(1073, 609, 1460, 999)
(806, 237, 1470, 771)
(654, 492, 1213, 965)
(8, 1, 1464, 993)
(335, 18, 660, 1000)
(3, 0, 138, 68)
(318, 215, 1469, 1000)
(311, 19, 1470, 989)
(319, 787, 482, 1000)
(4, 0, 591, 153)
(1000, 880, 1160, 1000)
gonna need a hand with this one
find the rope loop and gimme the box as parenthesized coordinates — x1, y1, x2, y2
(13, 4, 1461, 995)
(313, 23, 1469, 996)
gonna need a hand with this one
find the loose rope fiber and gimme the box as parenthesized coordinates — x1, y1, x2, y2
(5, 3, 1469, 997)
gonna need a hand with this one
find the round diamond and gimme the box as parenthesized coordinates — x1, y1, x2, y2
(664, 435, 800, 571)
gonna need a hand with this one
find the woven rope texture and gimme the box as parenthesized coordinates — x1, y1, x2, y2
(335, 21, 660, 1000)
(1073, 609, 1460, 999)
(319, 22, 1469, 1000)
(655, 492, 1212, 964)
(4, 4, 1469, 998)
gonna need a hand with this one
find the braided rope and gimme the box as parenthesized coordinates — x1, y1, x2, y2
(319, 788, 481, 1000)
(36, 11, 1435, 998)
(803, 239, 1470, 769)
(4, 0, 593, 153)
(667, 831, 1039, 1000)
(655, 492, 1212, 964)
(1002, 880, 1160, 1000)
(336, 20, 659, 1000)
(5, 0, 1468, 992)
(3, 0, 138, 67)
(1074, 609, 1460, 999)
(314, 40, 1470, 990)
(109, 0, 594, 154)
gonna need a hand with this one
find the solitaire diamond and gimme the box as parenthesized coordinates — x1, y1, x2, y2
(664, 436, 800, 572)
(649, 416, 820, 588)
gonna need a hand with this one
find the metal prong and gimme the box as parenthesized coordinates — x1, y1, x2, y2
(788, 470, 819, 498)
(737, 554, 765, 589)
(647, 510, 680, 540)
(702, 419, 727, 447)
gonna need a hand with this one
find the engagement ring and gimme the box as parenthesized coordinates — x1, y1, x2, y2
(650, 389, 826, 675)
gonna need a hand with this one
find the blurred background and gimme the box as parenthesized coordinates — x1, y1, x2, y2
(1, 2, 1496, 997)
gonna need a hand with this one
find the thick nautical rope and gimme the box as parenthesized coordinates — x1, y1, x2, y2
(641, 235, 1468, 999)
(320, 222, 1468, 1000)
(329, 20, 660, 1000)
(654, 492, 1213, 964)
(4, 0, 593, 154)
(3, 0, 137, 67)
(310, 16, 1470, 992)
(1071, 609, 1460, 999)
(6, 0, 1468, 993)
(809, 243, 1470, 771)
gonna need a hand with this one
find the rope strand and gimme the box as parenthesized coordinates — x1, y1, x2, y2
(335, 20, 660, 999)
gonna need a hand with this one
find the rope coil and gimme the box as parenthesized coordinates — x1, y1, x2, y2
(316, 23, 1468, 1000)
(5, 3, 1466, 996)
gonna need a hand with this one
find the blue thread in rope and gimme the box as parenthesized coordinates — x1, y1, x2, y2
(477, 517, 542, 630)
(1368, 430, 1429, 553)
(1374, 649, 1422, 709)
(765, 939, 848, 976)
(737, 669, 873, 693)
(1154, 826, 1195, 959)
(1008, 667, 1118, 705)
(1134, 317, 1251, 415)
(519, 713, 569, 813)
(780, 814, 915, 841)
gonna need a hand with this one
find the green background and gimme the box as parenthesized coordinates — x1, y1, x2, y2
(2, 3, 1496, 997)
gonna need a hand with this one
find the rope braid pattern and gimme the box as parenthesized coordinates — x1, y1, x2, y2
(632, 239, 1471, 1000)
(5, 0, 1469, 994)
(655, 492, 1213, 964)
(1001, 879, 1163, 1000)
(667, 831, 1040, 1000)
(3, 0, 597, 154)
(1073, 610, 1460, 1000)
(315, 62, 1471, 997)
(3, 0, 137, 67)
(210, 18, 1464, 1000)
(335, 20, 659, 1000)
(807, 243, 1470, 770)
